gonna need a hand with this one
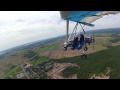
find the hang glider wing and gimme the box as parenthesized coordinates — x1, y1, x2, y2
(60, 11, 120, 27)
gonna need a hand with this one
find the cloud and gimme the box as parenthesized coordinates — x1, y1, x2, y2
(84, 14, 120, 30)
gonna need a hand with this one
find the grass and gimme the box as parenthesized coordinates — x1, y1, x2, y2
(54, 45, 120, 79)
(6, 63, 13, 67)
(12, 73, 17, 79)
(109, 36, 120, 43)
(35, 43, 59, 53)
(87, 36, 113, 51)
(61, 66, 79, 78)
(29, 56, 50, 66)
(49, 42, 60, 50)
(14, 67, 22, 73)
(4, 65, 22, 79)
(5, 66, 17, 75)
(8, 49, 27, 57)
(4, 66, 23, 79)
(34, 41, 60, 53)
(20, 76, 27, 79)
(4, 73, 17, 79)
(34, 45, 50, 53)
(27, 41, 59, 66)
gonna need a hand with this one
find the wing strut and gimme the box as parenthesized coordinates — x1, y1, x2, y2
(79, 23, 86, 34)
(68, 22, 79, 41)
(66, 20, 69, 42)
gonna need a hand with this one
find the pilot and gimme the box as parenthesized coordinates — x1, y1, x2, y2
(79, 34, 84, 44)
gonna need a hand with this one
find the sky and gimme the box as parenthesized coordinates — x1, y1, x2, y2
(0, 11, 120, 52)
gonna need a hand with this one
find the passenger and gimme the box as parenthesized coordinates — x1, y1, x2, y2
(64, 36, 78, 51)
(76, 34, 85, 50)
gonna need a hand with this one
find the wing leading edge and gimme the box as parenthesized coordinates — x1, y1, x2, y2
(60, 11, 120, 27)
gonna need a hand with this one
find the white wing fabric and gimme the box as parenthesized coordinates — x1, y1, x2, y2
(60, 11, 120, 26)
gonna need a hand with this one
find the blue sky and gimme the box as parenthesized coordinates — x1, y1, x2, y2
(0, 11, 120, 52)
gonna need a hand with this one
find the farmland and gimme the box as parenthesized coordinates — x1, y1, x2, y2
(0, 28, 120, 79)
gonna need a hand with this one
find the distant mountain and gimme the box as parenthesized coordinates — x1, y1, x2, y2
(0, 35, 66, 55)
(86, 28, 120, 34)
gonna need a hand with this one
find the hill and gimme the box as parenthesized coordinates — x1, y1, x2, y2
(86, 28, 120, 34)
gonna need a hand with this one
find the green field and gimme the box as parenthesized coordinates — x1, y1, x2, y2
(29, 56, 50, 66)
(4, 65, 22, 79)
(15, 67, 22, 73)
(20, 76, 27, 79)
(54, 45, 120, 79)
(3, 63, 24, 79)
(34, 41, 60, 53)
(61, 66, 80, 78)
